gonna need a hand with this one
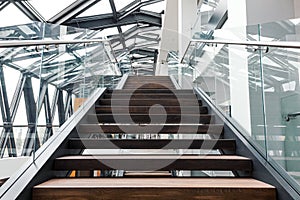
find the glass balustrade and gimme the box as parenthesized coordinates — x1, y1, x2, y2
(170, 17, 300, 192)
(0, 21, 122, 183)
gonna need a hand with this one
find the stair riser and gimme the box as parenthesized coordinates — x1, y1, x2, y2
(95, 106, 208, 114)
(93, 114, 213, 124)
(98, 100, 202, 106)
(54, 159, 252, 171)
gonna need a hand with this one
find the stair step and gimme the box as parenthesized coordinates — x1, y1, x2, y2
(106, 89, 194, 94)
(127, 76, 171, 80)
(68, 139, 236, 152)
(33, 178, 276, 200)
(0, 177, 8, 187)
(103, 93, 197, 99)
(78, 124, 224, 135)
(91, 114, 213, 124)
(124, 83, 175, 89)
(54, 155, 252, 171)
(124, 171, 172, 177)
(124, 80, 173, 84)
(95, 106, 208, 114)
(98, 99, 202, 106)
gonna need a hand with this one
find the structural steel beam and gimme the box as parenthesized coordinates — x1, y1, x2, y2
(13, 1, 46, 22)
(22, 77, 40, 156)
(109, 0, 126, 49)
(48, 0, 102, 24)
(0, 1, 9, 12)
(65, 10, 162, 30)
(0, 66, 17, 157)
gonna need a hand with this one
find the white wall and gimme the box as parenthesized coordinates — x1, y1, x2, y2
(295, 0, 300, 18)
(246, 0, 295, 25)
(0, 157, 30, 179)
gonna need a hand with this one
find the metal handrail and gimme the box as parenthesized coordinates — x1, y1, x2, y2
(0, 39, 109, 48)
(285, 112, 300, 121)
(181, 39, 300, 63)
(190, 39, 300, 49)
(0, 38, 118, 65)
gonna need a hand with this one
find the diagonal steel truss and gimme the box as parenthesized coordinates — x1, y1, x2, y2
(0, 0, 164, 75)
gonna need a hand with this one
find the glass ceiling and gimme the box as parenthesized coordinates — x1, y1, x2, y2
(0, 0, 166, 75)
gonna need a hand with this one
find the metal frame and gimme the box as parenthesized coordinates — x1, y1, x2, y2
(0, 37, 115, 158)
(0, 88, 106, 199)
(0, 0, 165, 76)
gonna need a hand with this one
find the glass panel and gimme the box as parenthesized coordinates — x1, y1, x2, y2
(259, 19, 300, 185)
(177, 16, 300, 193)
(0, 20, 121, 189)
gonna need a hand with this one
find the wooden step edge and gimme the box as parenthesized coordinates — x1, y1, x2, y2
(106, 89, 194, 93)
(77, 124, 224, 135)
(95, 106, 208, 114)
(0, 177, 9, 187)
(54, 155, 252, 171)
(33, 177, 276, 189)
(68, 139, 236, 153)
(33, 178, 276, 200)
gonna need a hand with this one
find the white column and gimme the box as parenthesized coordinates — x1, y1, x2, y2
(178, 0, 198, 59)
(156, 0, 179, 75)
(227, 0, 252, 133)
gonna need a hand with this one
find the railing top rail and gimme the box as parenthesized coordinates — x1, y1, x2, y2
(0, 39, 110, 48)
(190, 39, 300, 49)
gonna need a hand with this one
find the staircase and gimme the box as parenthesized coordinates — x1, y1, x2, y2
(33, 76, 276, 200)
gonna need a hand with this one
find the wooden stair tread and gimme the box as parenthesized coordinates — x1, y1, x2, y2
(78, 124, 224, 134)
(54, 155, 252, 171)
(56, 155, 250, 160)
(33, 178, 276, 200)
(34, 178, 275, 189)
(95, 106, 208, 114)
(93, 114, 213, 124)
(99, 99, 202, 106)
(68, 138, 235, 151)
(106, 89, 194, 94)
(0, 177, 9, 187)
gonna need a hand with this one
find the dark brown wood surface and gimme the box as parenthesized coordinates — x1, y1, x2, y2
(54, 155, 252, 171)
(78, 124, 224, 135)
(68, 138, 236, 152)
(33, 178, 276, 200)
